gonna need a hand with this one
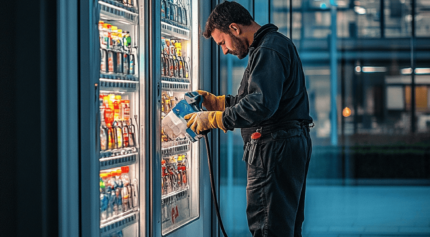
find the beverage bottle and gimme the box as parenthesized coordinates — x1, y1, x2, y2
(129, 54, 135, 75)
(177, 4, 182, 24)
(169, 55, 175, 77)
(123, 31, 131, 49)
(115, 169, 124, 189)
(100, 49, 107, 73)
(117, 29, 123, 47)
(170, 3, 176, 22)
(184, 57, 190, 79)
(161, 160, 168, 195)
(130, 179, 138, 208)
(121, 100, 130, 121)
(99, 94, 105, 123)
(166, 1, 171, 22)
(102, 23, 109, 47)
(114, 95, 122, 120)
(98, 21, 104, 31)
(103, 95, 109, 109)
(106, 173, 116, 217)
(182, 7, 187, 26)
(100, 125, 108, 151)
(107, 24, 112, 48)
(121, 166, 130, 186)
(161, 0, 166, 19)
(100, 192, 108, 221)
(116, 51, 123, 74)
(109, 188, 117, 217)
(128, 118, 136, 147)
(113, 121, 123, 149)
(178, 155, 187, 187)
(123, 53, 129, 74)
(122, 186, 129, 212)
(128, 0, 133, 7)
(116, 185, 123, 214)
(108, 94, 115, 111)
(107, 50, 115, 73)
(122, 120, 129, 147)
(161, 53, 166, 76)
(164, 53, 170, 77)
(111, 26, 118, 48)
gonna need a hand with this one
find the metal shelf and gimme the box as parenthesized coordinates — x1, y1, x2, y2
(100, 151, 138, 170)
(99, 1, 138, 25)
(161, 140, 190, 157)
(161, 79, 190, 92)
(162, 187, 189, 200)
(100, 210, 138, 236)
(161, 22, 190, 40)
(100, 77, 139, 89)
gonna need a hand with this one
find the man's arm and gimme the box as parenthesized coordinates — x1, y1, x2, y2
(222, 47, 291, 129)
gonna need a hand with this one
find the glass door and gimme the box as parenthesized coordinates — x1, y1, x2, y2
(97, 0, 143, 236)
(159, 0, 200, 234)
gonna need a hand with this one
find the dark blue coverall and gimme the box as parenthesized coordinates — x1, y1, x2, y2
(222, 24, 313, 237)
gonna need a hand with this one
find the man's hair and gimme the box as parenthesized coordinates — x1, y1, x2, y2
(203, 1, 254, 39)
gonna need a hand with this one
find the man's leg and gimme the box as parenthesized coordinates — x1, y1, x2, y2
(294, 129, 312, 237)
(245, 128, 310, 237)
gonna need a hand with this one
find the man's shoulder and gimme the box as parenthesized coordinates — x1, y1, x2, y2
(252, 32, 294, 59)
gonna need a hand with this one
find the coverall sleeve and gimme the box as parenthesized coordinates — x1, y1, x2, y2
(222, 47, 290, 129)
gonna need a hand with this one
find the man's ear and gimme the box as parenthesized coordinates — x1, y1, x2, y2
(229, 23, 240, 36)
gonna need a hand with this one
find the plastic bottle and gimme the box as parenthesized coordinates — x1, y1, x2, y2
(161, 0, 166, 19)
(129, 54, 135, 75)
(123, 53, 129, 74)
(121, 166, 130, 186)
(100, 49, 107, 73)
(116, 51, 123, 74)
(100, 192, 108, 221)
(117, 29, 123, 47)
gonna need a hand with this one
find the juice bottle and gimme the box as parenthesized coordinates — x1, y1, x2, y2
(121, 100, 130, 121)
(114, 95, 122, 120)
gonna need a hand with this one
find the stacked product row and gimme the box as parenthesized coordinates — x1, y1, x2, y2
(161, 38, 190, 82)
(99, 21, 136, 77)
(161, 0, 189, 29)
(162, 154, 188, 196)
(100, 166, 139, 221)
(100, 94, 138, 151)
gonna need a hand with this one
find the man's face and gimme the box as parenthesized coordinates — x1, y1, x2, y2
(211, 28, 248, 59)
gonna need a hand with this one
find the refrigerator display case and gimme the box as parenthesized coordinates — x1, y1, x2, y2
(156, 0, 200, 235)
(96, 0, 145, 236)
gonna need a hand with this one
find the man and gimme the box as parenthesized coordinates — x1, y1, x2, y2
(184, 2, 313, 237)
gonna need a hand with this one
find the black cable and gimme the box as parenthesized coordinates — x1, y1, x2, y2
(203, 133, 228, 237)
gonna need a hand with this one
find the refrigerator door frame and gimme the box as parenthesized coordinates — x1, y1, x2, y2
(140, 0, 151, 236)
(149, 0, 216, 236)
(79, 0, 100, 236)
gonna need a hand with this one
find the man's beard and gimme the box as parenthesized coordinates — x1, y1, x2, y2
(228, 33, 248, 59)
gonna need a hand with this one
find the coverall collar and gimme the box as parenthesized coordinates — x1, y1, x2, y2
(249, 24, 279, 50)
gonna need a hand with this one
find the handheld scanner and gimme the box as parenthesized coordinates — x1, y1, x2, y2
(184, 91, 204, 112)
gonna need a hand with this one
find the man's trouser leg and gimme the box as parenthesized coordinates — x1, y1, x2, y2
(244, 127, 312, 237)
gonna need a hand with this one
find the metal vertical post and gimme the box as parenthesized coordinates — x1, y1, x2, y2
(380, 0, 385, 38)
(330, 0, 338, 145)
(411, 0, 416, 133)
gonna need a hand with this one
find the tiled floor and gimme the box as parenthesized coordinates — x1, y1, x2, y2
(220, 185, 430, 237)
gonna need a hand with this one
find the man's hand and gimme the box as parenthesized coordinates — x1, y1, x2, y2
(197, 90, 226, 111)
(184, 111, 227, 134)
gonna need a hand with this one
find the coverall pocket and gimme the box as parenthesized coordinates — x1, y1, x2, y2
(243, 141, 266, 189)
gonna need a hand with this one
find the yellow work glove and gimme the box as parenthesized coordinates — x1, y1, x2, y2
(198, 90, 225, 111)
(184, 111, 227, 134)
